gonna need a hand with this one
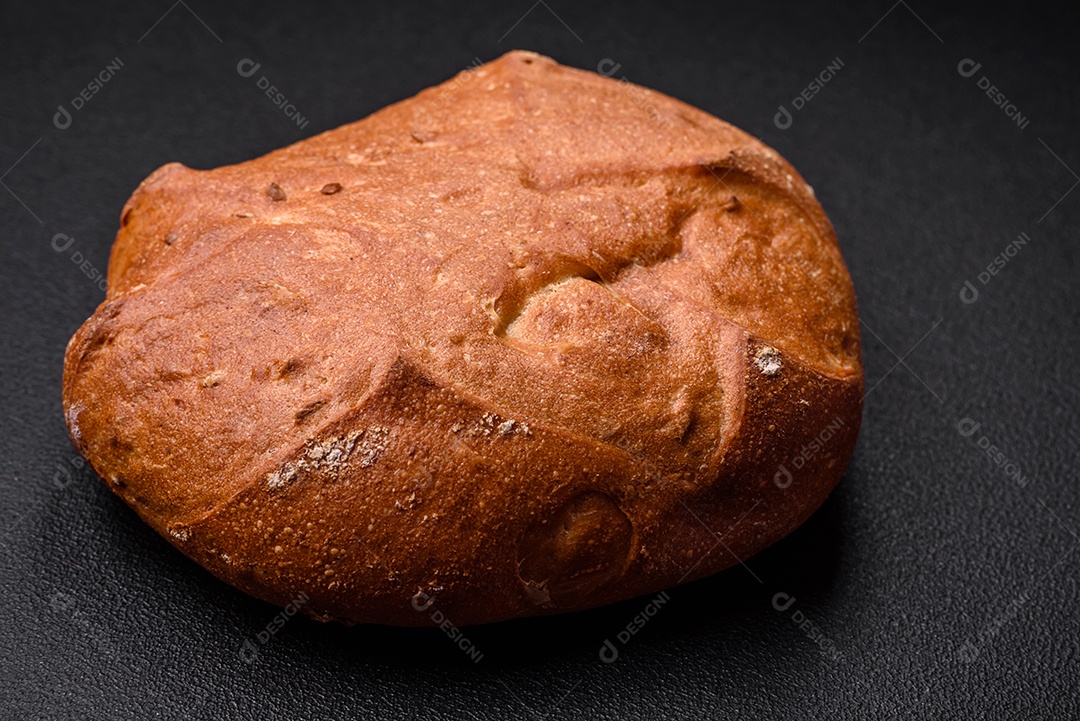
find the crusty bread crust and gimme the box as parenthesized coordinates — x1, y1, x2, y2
(62, 50, 862, 625)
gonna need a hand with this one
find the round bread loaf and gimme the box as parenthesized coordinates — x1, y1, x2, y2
(62, 50, 862, 626)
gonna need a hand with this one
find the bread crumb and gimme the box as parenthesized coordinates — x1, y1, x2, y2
(754, 346, 782, 376)
(200, 370, 227, 387)
(266, 463, 299, 489)
(65, 402, 84, 444)
(266, 427, 390, 489)
(354, 427, 389, 468)
(473, 412, 531, 437)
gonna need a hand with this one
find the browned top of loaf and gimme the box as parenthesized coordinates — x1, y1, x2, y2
(63, 50, 861, 624)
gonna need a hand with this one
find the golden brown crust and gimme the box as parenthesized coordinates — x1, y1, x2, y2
(62, 50, 862, 625)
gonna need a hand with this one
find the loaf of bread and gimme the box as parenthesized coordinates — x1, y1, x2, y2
(62, 50, 862, 626)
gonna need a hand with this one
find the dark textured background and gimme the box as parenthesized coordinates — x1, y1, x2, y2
(2, 0, 1077, 718)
